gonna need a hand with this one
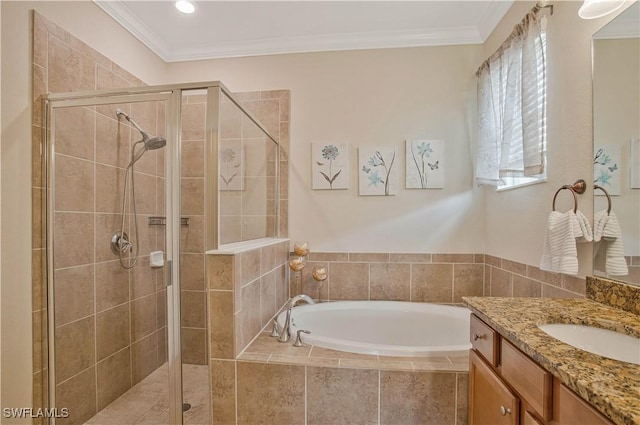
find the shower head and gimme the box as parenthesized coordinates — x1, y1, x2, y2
(115, 108, 165, 145)
(116, 109, 166, 167)
(144, 136, 166, 151)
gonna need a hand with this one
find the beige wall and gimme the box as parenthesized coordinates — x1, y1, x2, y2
(167, 45, 486, 253)
(1, 1, 166, 420)
(482, 1, 628, 276)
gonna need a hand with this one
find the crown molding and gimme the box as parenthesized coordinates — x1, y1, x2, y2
(94, 0, 172, 60)
(95, 1, 506, 62)
(165, 26, 483, 61)
(476, 0, 514, 41)
(594, 19, 640, 39)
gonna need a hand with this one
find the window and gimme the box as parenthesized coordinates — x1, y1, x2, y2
(475, 10, 547, 190)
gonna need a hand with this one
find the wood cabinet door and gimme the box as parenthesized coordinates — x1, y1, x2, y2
(552, 379, 614, 425)
(469, 349, 520, 425)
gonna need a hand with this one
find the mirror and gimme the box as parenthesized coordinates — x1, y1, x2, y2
(592, 2, 640, 286)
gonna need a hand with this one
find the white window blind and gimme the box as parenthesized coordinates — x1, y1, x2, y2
(475, 11, 547, 187)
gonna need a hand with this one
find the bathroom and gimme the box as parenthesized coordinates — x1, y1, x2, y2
(1, 0, 639, 424)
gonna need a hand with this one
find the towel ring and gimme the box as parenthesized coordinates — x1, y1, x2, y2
(594, 184, 612, 214)
(552, 185, 578, 213)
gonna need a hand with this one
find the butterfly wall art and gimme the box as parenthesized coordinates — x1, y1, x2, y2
(405, 139, 444, 189)
(594, 144, 621, 196)
(358, 147, 397, 196)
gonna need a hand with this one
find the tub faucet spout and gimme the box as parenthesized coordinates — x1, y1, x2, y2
(277, 294, 316, 343)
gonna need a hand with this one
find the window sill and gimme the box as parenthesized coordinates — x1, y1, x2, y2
(496, 177, 547, 192)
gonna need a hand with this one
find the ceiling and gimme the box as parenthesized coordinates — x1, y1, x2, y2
(594, 1, 640, 39)
(95, 1, 514, 62)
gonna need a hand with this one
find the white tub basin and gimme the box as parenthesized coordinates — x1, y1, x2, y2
(538, 323, 640, 365)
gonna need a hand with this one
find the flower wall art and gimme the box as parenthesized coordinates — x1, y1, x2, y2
(312, 143, 349, 189)
(219, 140, 244, 191)
(594, 144, 621, 195)
(405, 139, 444, 189)
(358, 147, 397, 196)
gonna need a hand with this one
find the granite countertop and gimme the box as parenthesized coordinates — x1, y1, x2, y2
(462, 297, 640, 425)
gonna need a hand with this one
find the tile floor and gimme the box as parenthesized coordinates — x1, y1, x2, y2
(85, 364, 210, 425)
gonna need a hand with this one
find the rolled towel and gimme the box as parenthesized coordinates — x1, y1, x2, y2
(540, 210, 579, 275)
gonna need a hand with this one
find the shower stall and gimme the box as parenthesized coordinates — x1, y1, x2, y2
(43, 82, 281, 424)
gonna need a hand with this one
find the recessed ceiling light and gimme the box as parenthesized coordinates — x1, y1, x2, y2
(175, 1, 195, 14)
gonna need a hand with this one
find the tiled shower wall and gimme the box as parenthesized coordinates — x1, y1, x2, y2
(180, 93, 208, 365)
(179, 87, 291, 362)
(207, 239, 290, 360)
(32, 12, 168, 425)
(235, 90, 290, 239)
(292, 252, 586, 302)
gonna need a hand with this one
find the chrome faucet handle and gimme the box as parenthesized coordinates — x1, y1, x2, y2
(269, 318, 280, 337)
(293, 329, 311, 347)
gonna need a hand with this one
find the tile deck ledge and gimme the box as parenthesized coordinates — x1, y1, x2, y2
(236, 331, 469, 373)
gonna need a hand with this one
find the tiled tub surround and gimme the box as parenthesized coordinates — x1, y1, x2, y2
(291, 252, 587, 303)
(209, 332, 469, 425)
(463, 295, 640, 425)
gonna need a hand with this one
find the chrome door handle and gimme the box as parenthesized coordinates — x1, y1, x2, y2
(473, 333, 485, 341)
(500, 405, 512, 416)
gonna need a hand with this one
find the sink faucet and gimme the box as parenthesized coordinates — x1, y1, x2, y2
(277, 294, 316, 343)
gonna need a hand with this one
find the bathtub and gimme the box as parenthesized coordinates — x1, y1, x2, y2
(276, 301, 471, 357)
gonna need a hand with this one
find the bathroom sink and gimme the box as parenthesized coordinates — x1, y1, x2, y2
(537, 323, 640, 365)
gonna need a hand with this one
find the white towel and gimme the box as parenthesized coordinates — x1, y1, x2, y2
(540, 210, 580, 275)
(596, 211, 628, 276)
(593, 210, 628, 276)
(574, 210, 593, 243)
(593, 210, 609, 242)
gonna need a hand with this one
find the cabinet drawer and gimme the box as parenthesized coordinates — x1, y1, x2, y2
(470, 314, 499, 366)
(500, 339, 552, 420)
(552, 380, 614, 425)
(469, 349, 519, 425)
(523, 411, 543, 425)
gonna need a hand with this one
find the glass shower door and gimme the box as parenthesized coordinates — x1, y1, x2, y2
(45, 92, 183, 425)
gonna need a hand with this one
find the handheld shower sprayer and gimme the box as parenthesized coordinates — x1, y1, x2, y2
(116, 109, 167, 166)
(111, 109, 167, 270)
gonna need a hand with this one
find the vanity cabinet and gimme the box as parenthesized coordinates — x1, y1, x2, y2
(469, 349, 519, 424)
(468, 314, 614, 425)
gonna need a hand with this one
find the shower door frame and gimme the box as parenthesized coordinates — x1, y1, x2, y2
(44, 81, 281, 424)
(44, 89, 184, 425)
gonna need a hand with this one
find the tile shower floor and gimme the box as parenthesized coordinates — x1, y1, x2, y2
(84, 364, 210, 425)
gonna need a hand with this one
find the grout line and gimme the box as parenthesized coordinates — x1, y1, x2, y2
(451, 264, 455, 304)
(454, 373, 459, 425)
(92, 110, 100, 413)
(304, 366, 308, 425)
(377, 369, 381, 425)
